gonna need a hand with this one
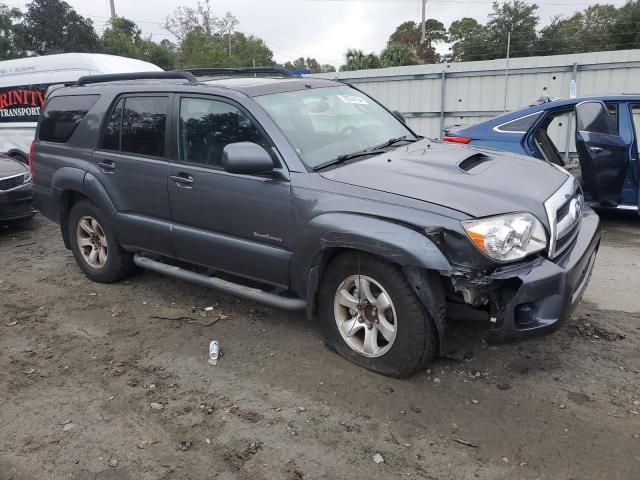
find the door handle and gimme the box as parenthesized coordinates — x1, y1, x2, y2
(169, 174, 194, 188)
(98, 160, 115, 173)
(589, 146, 604, 153)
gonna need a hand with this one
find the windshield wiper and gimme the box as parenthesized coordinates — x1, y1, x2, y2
(370, 135, 420, 150)
(313, 149, 387, 171)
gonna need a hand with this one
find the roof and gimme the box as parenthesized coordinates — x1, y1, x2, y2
(200, 76, 338, 96)
(57, 74, 341, 98)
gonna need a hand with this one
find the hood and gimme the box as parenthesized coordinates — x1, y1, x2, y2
(320, 140, 568, 220)
(0, 155, 28, 177)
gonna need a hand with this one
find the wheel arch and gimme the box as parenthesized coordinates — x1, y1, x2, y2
(300, 213, 451, 344)
(54, 170, 118, 249)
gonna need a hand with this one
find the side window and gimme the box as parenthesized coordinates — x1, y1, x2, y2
(38, 94, 99, 143)
(575, 101, 617, 135)
(545, 110, 574, 153)
(121, 96, 168, 157)
(179, 97, 272, 168)
(101, 98, 123, 150)
(495, 112, 542, 133)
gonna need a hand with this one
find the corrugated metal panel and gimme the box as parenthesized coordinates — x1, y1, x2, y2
(311, 49, 640, 138)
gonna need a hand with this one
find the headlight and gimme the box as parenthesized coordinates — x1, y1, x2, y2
(462, 213, 547, 262)
(23, 172, 32, 183)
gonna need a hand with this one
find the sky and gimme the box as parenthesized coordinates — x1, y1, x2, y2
(6, 0, 633, 66)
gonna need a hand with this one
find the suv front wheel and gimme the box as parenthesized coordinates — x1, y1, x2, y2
(318, 252, 438, 377)
(68, 199, 135, 283)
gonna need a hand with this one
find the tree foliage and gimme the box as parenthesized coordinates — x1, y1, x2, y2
(283, 57, 336, 73)
(0, 4, 21, 59)
(388, 19, 446, 63)
(4, 0, 640, 73)
(380, 43, 418, 67)
(102, 17, 175, 69)
(340, 49, 381, 71)
(18, 0, 99, 55)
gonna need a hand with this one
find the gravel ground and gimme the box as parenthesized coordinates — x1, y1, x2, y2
(1, 213, 639, 480)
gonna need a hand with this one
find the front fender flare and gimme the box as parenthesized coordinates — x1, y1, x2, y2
(297, 213, 452, 321)
(309, 212, 451, 271)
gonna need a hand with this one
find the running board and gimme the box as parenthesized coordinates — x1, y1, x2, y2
(133, 254, 306, 311)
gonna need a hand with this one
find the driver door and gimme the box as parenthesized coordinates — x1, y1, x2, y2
(575, 101, 629, 207)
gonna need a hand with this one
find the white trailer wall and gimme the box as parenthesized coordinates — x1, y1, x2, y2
(311, 49, 640, 140)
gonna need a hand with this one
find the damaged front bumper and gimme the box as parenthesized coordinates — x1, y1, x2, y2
(452, 207, 601, 343)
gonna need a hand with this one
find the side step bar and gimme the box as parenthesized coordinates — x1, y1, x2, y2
(133, 254, 306, 311)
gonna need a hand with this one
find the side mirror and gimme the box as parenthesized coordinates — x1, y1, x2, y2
(392, 110, 406, 124)
(222, 142, 274, 175)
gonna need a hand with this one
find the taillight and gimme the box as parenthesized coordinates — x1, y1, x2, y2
(28, 140, 36, 179)
(443, 136, 472, 144)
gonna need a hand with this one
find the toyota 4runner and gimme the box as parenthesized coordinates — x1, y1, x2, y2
(32, 68, 600, 377)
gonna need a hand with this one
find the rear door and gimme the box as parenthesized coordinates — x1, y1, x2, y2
(92, 94, 173, 255)
(167, 94, 292, 288)
(574, 100, 629, 207)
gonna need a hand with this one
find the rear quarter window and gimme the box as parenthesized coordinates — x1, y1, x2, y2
(495, 112, 542, 133)
(38, 94, 99, 143)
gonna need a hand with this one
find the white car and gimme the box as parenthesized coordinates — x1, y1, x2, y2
(0, 53, 162, 163)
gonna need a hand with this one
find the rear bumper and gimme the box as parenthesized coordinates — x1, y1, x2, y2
(0, 182, 36, 221)
(486, 207, 601, 343)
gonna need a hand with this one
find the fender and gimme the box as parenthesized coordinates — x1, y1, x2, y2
(296, 212, 452, 318)
(50, 169, 118, 248)
(82, 172, 118, 219)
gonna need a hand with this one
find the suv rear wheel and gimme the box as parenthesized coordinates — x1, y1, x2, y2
(318, 252, 437, 377)
(68, 200, 135, 283)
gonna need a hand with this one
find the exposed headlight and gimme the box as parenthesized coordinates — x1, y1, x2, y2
(23, 172, 32, 183)
(462, 213, 547, 262)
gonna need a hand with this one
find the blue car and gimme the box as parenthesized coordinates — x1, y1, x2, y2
(445, 96, 640, 212)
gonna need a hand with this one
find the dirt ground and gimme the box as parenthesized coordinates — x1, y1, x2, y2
(1, 213, 639, 480)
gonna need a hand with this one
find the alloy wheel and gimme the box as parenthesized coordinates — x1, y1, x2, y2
(76, 216, 108, 269)
(333, 275, 397, 357)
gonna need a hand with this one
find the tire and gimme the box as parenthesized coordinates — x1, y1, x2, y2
(68, 199, 135, 283)
(318, 252, 438, 378)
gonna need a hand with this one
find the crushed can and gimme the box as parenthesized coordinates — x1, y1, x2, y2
(208, 340, 219, 366)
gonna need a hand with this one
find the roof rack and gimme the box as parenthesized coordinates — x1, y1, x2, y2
(175, 67, 295, 78)
(75, 71, 198, 86)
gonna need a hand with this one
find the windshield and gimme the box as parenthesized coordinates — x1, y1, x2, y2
(254, 86, 415, 168)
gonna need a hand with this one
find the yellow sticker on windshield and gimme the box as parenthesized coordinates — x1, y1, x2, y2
(337, 94, 368, 105)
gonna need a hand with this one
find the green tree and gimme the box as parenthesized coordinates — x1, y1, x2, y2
(380, 43, 418, 67)
(340, 48, 381, 71)
(0, 4, 22, 59)
(538, 4, 618, 56)
(283, 57, 335, 73)
(319, 64, 336, 73)
(609, 0, 640, 51)
(485, 0, 539, 59)
(17, 0, 99, 55)
(388, 19, 446, 63)
(102, 17, 175, 69)
(537, 14, 584, 55)
(447, 17, 488, 61)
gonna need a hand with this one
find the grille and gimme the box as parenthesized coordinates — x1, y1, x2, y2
(544, 177, 583, 259)
(0, 174, 25, 191)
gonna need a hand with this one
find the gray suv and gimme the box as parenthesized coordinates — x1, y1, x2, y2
(32, 68, 600, 377)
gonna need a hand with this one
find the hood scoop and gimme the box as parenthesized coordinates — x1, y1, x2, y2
(458, 153, 493, 173)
